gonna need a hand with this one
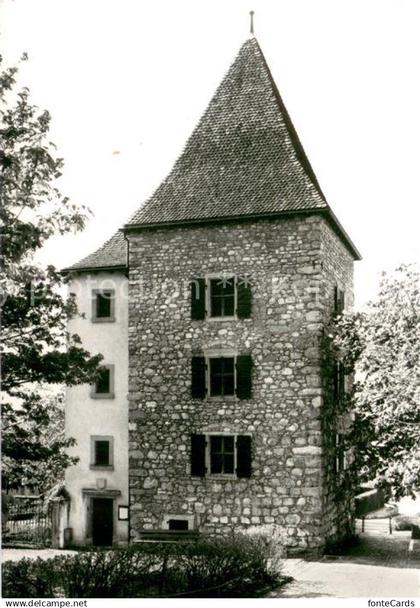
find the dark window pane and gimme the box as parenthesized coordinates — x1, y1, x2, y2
(211, 436, 222, 452)
(96, 368, 110, 394)
(223, 295, 235, 316)
(223, 436, 234, 452)
(210, 373, 222, 396)
(223, 358, 234, 374)
(211, 359, 223, 374)
(224, 454, 234, 474)
(223, 374, 234, 396)
(95, 441, 110, 466)
(210, 278, 235, 317)
(220, 278, 235, 295)
(210, 296, 223, 317)
(96, 292, 112, 318)
(211, 453, 223, 474)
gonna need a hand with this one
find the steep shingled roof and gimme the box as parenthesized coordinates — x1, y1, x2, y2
(126, 36, 328, 228)
(66, 35, 360, 272)
(63, 231, 127, 272)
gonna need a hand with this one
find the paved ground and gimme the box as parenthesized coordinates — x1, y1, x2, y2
(268, 525, 420, 598)
(3, 524, 420, 598)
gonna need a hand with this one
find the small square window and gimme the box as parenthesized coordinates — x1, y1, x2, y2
(90, 435, 114, 469)
(91, 365, 115, 399)
(96, 368, 110, 394)
(95, 440, 110, 466)
(168, 519, 189, 531)
(209, 277, 235, 317)
(92, 290, 115, 322)
(209, 357, 235, 397)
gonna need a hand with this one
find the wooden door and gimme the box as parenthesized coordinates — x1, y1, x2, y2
(92, 498, 113, 546)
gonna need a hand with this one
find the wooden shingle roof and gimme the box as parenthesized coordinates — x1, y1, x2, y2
(63, 231, 127, 273)
(68, 35, 360, 272)
(126, 36, 328, 227)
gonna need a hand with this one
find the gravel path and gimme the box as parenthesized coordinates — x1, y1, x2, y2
(268, 533, 420, 598)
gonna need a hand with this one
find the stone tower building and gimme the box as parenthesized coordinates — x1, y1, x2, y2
(64, 34, 360, 554)
(123, 36, 360, 554)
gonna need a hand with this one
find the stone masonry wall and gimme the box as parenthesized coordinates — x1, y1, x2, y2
(127, 214, 354, 554)
(319, 220, 355, 546)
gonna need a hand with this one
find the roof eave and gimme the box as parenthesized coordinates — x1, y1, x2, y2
(61, 264, 128, 276)
(123, 208, 361, 261)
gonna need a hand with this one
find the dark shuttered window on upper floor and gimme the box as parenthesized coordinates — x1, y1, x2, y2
(191, 355, 253, 400)
(190, 276, 252, 320)
(190, 433, 252, 478)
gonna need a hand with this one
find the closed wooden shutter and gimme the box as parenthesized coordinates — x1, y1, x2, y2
(191, 279, 206, 320)
(236, 355, 253, 399)
(236, 279, 252, 319)
(333, 361, 345, 404)
(190, 434, 206, 476)
(191, 356, 206, 399)
(236, 435, 252, 478)
(334, 286, 345, 315)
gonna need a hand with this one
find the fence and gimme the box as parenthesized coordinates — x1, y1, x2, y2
(5, 495, 51, 547)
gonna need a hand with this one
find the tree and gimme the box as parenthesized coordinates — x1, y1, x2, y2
(333, 263, 420, 499)
(2, 387, 71, 493)
(0, 54, 102, 488)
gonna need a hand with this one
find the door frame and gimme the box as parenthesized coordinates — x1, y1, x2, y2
(82, 489, 121, 546)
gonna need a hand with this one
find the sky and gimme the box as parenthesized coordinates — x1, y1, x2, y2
(2, 0, 420, 308)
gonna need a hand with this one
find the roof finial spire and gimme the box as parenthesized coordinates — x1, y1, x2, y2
(249, 10, 255, 35)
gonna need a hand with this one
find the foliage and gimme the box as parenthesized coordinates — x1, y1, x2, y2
(2, 533, 283, 598)
(332, 263, 420, 498)
(0, 54, 102, 486)
(3, 388, 74, 492)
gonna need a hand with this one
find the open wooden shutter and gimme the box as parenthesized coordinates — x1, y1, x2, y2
(236, 279, 252, 319)
(191, 279, 206, 320)
(191, 356, 206, 399)
(191, 434, 206, 476)
(236, 355, 253, 400)
(236, 435, 252, 478)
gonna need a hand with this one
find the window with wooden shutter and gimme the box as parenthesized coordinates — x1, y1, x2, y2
(236, 435, 252, 478)
(191, 279, 206, 320)
(191, 357, 206, 399)
(334, 286, 345, 315)
(236, 355, 253, 399)
(209, 435, 235, 474)
(190, 434, 206, 476)
(209, 277, 235, 317)
(209, 357, 235, 397)
(236, 278, 252, 319)
(333, 361, 345, 405)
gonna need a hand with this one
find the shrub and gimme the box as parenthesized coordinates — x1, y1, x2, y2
(394, 515, 420, 537)
(2, 532, 283, 598)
